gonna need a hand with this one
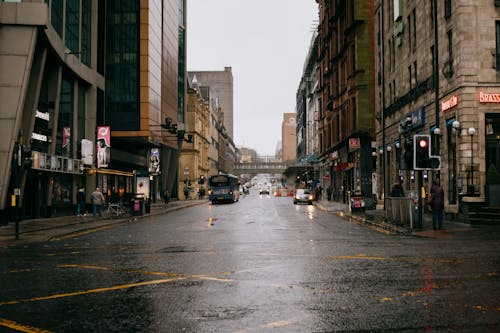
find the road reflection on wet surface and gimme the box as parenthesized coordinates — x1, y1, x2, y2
(0, 190, 499, 332)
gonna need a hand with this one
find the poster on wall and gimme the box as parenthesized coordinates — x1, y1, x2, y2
(149, 148, 160, 175)
(97, 126, 110, 168)
(81, 139, 93, 165)
(136, 177, 150, 200)
(62, 127, 71, 149)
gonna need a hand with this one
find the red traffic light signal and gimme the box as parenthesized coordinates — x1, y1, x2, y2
(413, 134, 440, 170)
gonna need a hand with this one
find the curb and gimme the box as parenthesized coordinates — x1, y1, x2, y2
(315, 202, 410, 235)
(0, 200, 209, 247)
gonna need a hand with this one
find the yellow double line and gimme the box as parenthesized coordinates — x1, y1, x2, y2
(0, 264, 232, 332)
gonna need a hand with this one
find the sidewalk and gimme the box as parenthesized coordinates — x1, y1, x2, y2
(314, 200, 495, 238)
(0, 200, 208, 247)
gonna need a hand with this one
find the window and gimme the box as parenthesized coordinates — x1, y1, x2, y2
(412, 8, 417, 52)
(408, 65, 412, 89)
(496, 21, 500, 70)
(413, 61, 418, 85)
(81, 0, 92, 66)
(105, 0, 140, 130)
(444, 0, 452, 19)
(51, 0, 63, 37)
(56, 77, 74, 157)
(447, 29, 453, 60)
(65, 0, 79, 53)
(407, 15, 411, 54)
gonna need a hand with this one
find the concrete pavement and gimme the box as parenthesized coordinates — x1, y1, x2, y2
(314, 200, 498, 239)
(0, 200, 208, 247)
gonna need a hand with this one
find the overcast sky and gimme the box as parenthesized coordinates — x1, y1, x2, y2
(187, 0, 318, 156)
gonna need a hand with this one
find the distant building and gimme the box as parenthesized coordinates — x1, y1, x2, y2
(239, 147, 258, 163)
(188, 67, 234, 139)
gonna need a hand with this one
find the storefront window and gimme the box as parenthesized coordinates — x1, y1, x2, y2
(51, 174, 72, 204)
(56, 77, 74, 157)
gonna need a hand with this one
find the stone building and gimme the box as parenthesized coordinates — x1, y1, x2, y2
(315, 0, 377, 206)
(374, 0, 500, 213)
(179, 85, 211, 200)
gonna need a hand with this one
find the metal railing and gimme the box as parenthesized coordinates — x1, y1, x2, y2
(384, 197, 417, 230)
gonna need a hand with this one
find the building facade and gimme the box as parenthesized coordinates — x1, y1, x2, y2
(188, 67, 234, 139)
(374, 0, 500, 213)
(0, 0, 186, 221)
(180, 85, 211, 200)
(105, 0, 187, 202)
(0, 0, 101, 219)
(296, 31, 319, 171)
(316, 0, 377, 206)
(188, 69, 236, 175)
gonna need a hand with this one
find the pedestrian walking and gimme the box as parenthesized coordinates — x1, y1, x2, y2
(430, 178, 445, 230)
(163, 188, 170, 205)
(326, 185, 332, 201)
(76, 187, 86, 216)
(90, 187, 106, 217)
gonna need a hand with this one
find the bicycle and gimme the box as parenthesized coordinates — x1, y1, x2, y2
(106, 202, 130, 219)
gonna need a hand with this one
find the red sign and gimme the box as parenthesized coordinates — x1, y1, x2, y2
(479, 92, 500, 103)
(441, 96, 458, 112)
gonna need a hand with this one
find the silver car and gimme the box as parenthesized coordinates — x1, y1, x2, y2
(293, 189, 314, 205)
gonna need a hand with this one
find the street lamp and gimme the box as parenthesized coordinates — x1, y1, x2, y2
(468, 127, 476, 195)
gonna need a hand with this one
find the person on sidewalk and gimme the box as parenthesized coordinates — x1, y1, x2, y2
(76, 188, 86, 216)
(163, 188, 170, 205)
(430, 178, 445, 230)
(326, 185, 332, 201)
(90, 187, 106, 217)
(390, 180, 405, 197)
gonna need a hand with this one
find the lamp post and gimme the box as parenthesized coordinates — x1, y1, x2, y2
(468, 127, 476, 195)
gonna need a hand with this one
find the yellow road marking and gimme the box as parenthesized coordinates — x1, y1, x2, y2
(0, 265, 233, 307)
(329, 254, 393, 261)
(0, 317, 54, 333)
(0, 277, 186, 307)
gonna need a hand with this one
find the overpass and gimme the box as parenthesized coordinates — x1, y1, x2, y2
(233, 161, 288, 175)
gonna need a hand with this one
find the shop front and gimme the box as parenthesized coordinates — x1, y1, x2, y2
(24, 151, 84, 218)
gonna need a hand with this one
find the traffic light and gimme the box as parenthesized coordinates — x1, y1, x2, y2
(198, 175, 205, 184)
(402, 136, 414, 170)
(22, 145, 32, 169)
(413, 135, 441, 170)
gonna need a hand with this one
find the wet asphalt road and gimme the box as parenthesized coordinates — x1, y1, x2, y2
(0, 191, 499, 332)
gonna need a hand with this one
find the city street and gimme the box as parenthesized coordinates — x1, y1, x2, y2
(0, 190, 499, 332)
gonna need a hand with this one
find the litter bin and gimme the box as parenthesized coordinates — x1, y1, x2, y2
(131, 194, 145, 216)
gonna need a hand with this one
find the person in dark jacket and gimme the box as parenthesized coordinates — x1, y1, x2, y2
(390, 181, 405, 197)
(430, 178, 445, 230)
(77, 188, 86, 216)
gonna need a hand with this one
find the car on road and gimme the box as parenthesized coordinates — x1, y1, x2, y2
(259, 187, 270, 195)
(293, 188, 314, 205)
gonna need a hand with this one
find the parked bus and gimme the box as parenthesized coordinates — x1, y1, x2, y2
(208, 173, 240, 204)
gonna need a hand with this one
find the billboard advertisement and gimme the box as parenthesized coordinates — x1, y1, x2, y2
(97, 126, 110, 168)
(149, 148, 160, 175)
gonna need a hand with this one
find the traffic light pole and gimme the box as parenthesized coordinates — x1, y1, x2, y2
(417, 171, 423, 230)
